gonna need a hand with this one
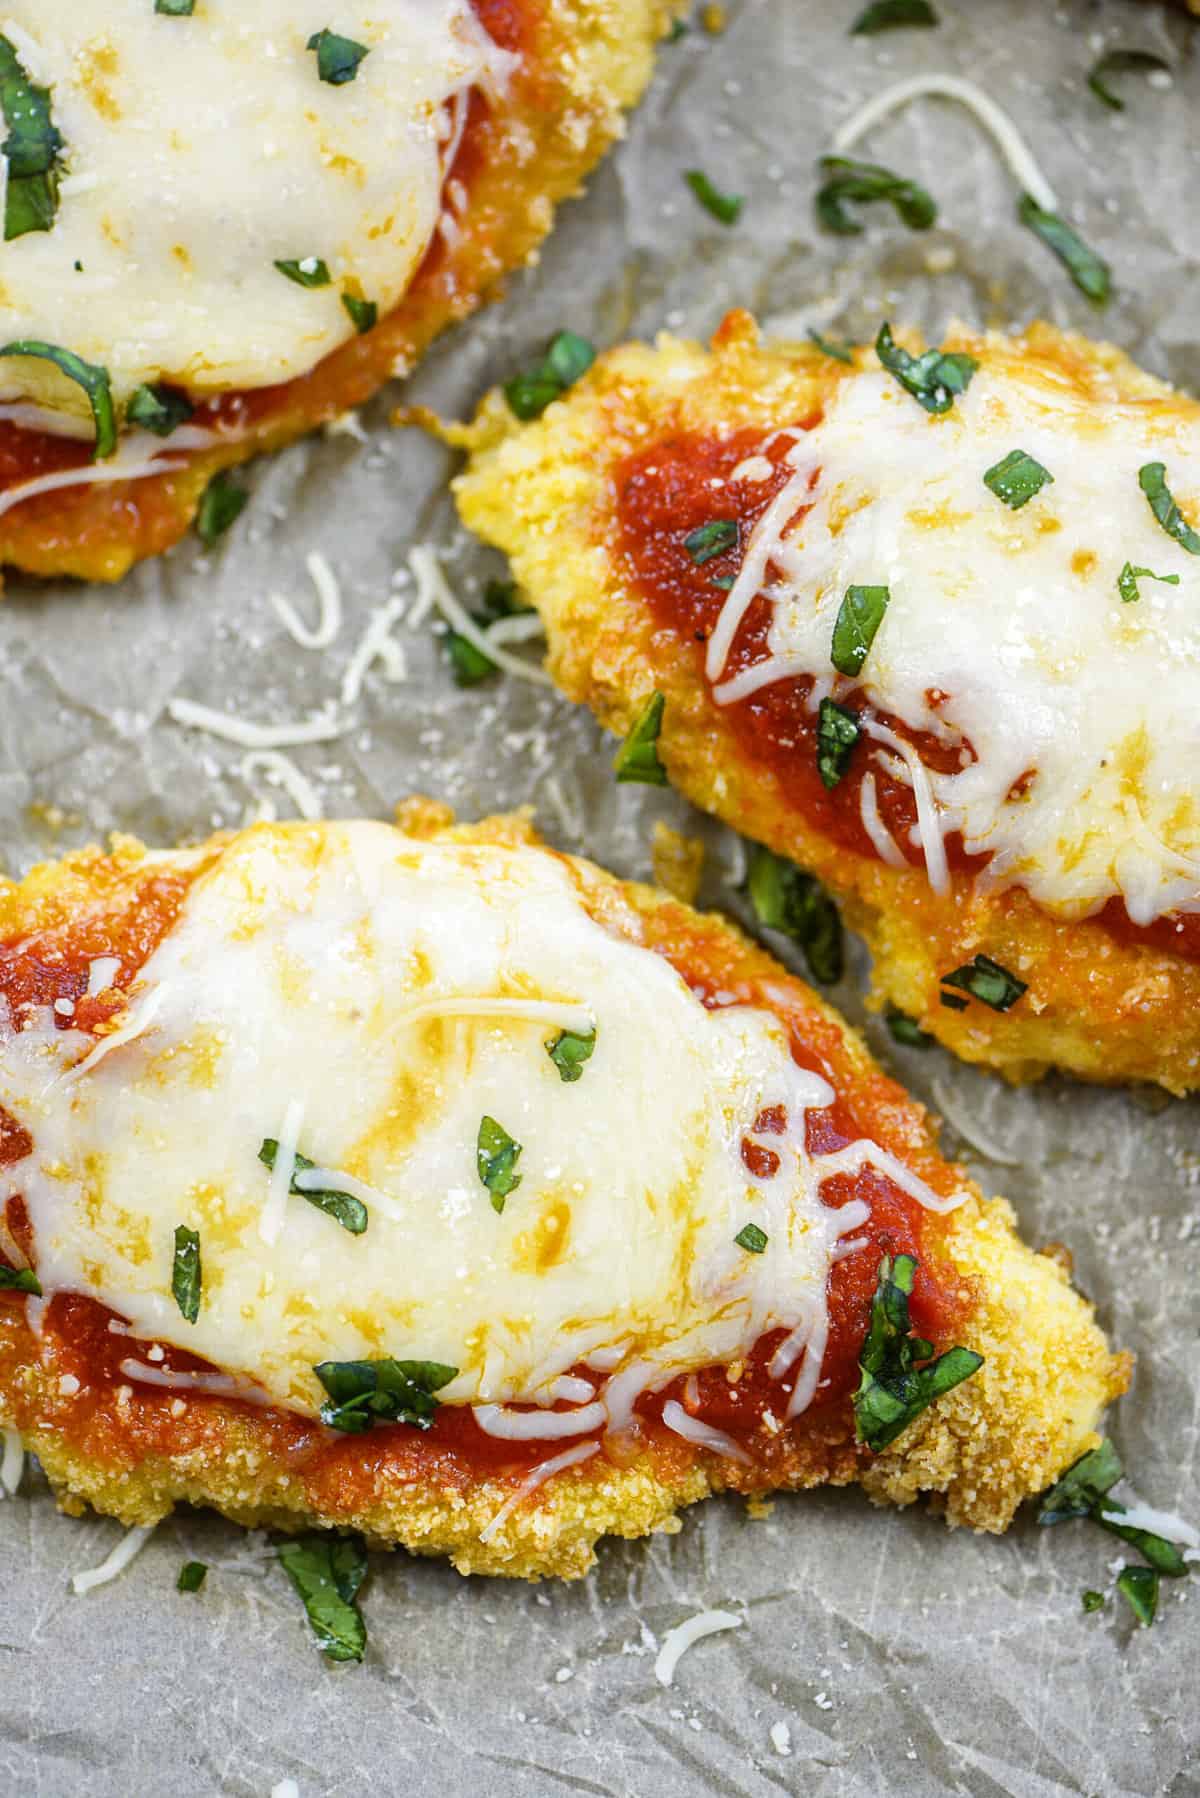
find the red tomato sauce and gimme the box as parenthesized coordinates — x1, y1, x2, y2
(615, 426, 1200, 965)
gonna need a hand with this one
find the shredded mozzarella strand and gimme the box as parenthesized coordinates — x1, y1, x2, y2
(167, 698, 343, 751)
(340, 596, 409, 707)
(71, 1523, 156, 1595)
(863, 719, 949, 895)
(478, 1440, 600, 1544)
(292, 1164, 408, 1224)
(239, 751, 323, 823)
(930, 1078, 1023, 1168)
(661, 1399, 752, 1466)
(270, 552, 344, 650)
(259, 1098, 304, 1246)
(812, 1139, 968, 1215)
(1106, 1494, 1200, 1550)
(393, 995, 594, 1037)
(86, 955, 120, 997)
(831, 74, 1058, 212)
(410, 544, 554, 686)
(60, 984, 168, 1086)
(484, 613, 547, 648)
(654, 1610, 743, 1688)
(473, 1400, 607, 1440)
(118, 1359, 277, 1406)
(270, 1782, 301, 1798)
(706, 458, 818, 684)
(0, 1427, 24, 1496)
(859, 771, 908, 870)
(0, 445, 188, 522)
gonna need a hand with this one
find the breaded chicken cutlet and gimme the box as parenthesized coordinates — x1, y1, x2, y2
(0, 0, 675, 582)
(0, 806, 1125, 1579)
(455, 313, 1200, 1093)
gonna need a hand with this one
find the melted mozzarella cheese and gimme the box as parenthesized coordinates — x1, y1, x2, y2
(0, 823, 909, 1420)
(711, 359, 1200, 925)
(0, 1, 511, 423)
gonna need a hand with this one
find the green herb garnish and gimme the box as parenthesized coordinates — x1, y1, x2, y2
(850, 0, 938, 31)
(126, 383, 193, 437)
(816, 696, 860, 791)
(684, 519, 739, 565)
(940, 952, 1026, 1013)
(1094, 1503, 1190, 1577)
(875, 322, 977, 415)
(831, 584, 889, 677)
(196, 470, 248, 545)
(314, 1359, 457, 1435)
(276, 1531, 368, 1661)
(816, 157, 936, 236)
(275, 258, 332, 289)
(1037, 1439, 1123, 1524)
(258, 1139, 368, 1236)
(547, 1026, 596, 1083)
(1138, 462, 1200, 555)
(983, 449, 1054, 511)
(1017, 194, 1111, 306)
(0, 342, 115, 458)
(1087, 49, 1169, 112)
(684, 169, 743, 226)
(1116, 1564, 1158, 1627)
(940, 991, 968, 1011)
(0, 1264, 41, 1295)
(734, 1222, 768, 1253)
(177, 1560, 207, 1592)
(613, 691, 668, 786)
(171, 1225, 201, 1324)
(477, 1116, 522, 1212)
(853, 1253, 983, 1452)
(808, 330, 855, 365)
(885, 1007, 932, 1048)
(1082, 1589, 1105, 1613)
(307, 29, 370, 85)
(341, 293, 377, 335)
(0, 34, 64, 241)
(504, 330, 596, 422)
(155, 0, 196, 13)
(745, 844, 843, 984)
(1117, 561, 1179, 604)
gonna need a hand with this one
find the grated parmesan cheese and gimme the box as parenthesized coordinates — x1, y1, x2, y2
(70, 1523, 156, 1595)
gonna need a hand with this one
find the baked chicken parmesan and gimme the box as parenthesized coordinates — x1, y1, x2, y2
(456, 314, 1200, 1092)
(0, 0, 674, 582)
(0, 807, 1124, 1578)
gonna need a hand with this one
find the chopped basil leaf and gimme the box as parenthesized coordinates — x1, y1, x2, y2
(939, 990, 968, 1011)
(341, 292, 377, 335)
(982, 448, 1054, 511)
(613, 691, 668, 786)
(0, 340, 115, 458)
(1116, 1564, 1158, 1627)
(745, 844, 843, 984)
(1095, 1502, 1190, 1577)
(816, 696, 860, 791)
(547, 1026, 596, 1083)
(313, 1358, 457, 1434)
(1138, 461, 1200, 555)
(177, 1560, 207, 1593)
(0, 34, 64, 242)
(276, 1531, 368, 1661)
(851, 0, 938, 30)
(477, 1116, 522, 1212)
(711, 574, 735, 590)
(258, 1139, 368, 1236)
(171, 1225, 201, 1324)
(504, 330, 596, 421)
(667, 18, 689, 41)
(808, 329, 854, 365)
(275, 258, 332, 289)
(684, 519, 739, 565)
(1037, 1439, 1123, 1524)
(853, 1252, 983, 1452)
(1087, 49, 1169, 112)
(1118, 561, 1179, 604)
(885, 1006, 932, 1048)
(684, 168, 743, 226)
(1017, 193, 1111, 306)
(0, 1264, 40, 1294)
(307, 29, 370, 86)
(126, 382, 193, 437)
(875, 323, 977, 415)
(196, 470, 248, 545)
(940, 952, 1026, 1013)
(831, 584, 889, 677)
(1082, 1589, 1105, 1613)
(155, 0, 196, 13)
(734, 1222, 768, 1253)
(816, 157, 936, 236)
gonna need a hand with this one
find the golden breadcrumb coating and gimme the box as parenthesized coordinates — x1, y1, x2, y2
(0, 808, 1127, 1578)
(454, 312, 1200, 1094)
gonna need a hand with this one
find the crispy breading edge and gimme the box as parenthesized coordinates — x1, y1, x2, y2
(453, 312, 1200, 1094)
(0, 0, 679, 582)
(0, 808, 1127, 1579)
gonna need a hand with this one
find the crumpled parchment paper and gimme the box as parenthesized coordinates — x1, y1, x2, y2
(1, 3, 1198, 1793)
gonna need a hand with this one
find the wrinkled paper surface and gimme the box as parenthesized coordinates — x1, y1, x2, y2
(2, 3, 1198, 1793)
